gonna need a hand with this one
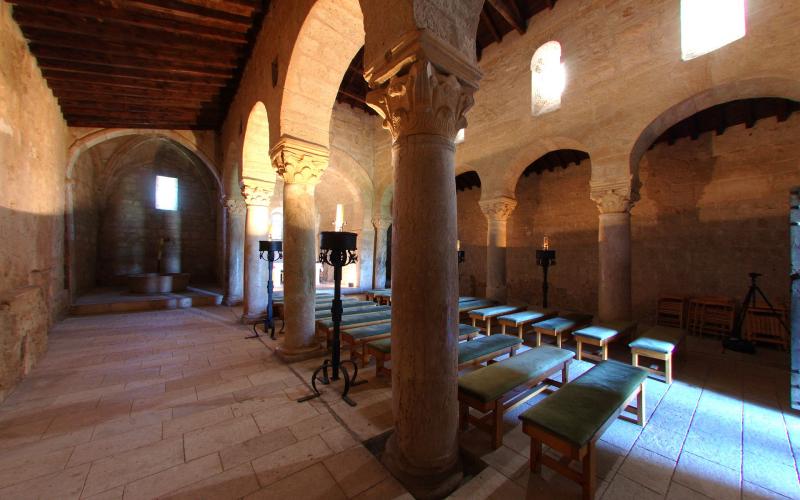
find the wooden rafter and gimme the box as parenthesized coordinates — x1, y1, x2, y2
(487, 0, 526, 35)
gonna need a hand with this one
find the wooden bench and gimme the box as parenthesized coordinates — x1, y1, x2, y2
(368, 333, 522, 377)
(497, 308, 558, 338)
(629, 325, 686, 384)
(374, 290, 392, 305)
(572, 321, 637, 362)
(314, 304, 389, 320)
(458, 299, 496, 314)
(469, 305, 524, 335)
(315, 310, 392, 347)
(533, 313, 593, 348)
(519, 360, 648, 500)
(314, 300, 375, 312)
(458, 345, 574, 449)
(364, 289, 389, 302)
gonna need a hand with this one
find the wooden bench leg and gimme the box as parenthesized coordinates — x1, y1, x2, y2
(536, 331, 542, 347)
(556, 332, 562, 348)
(472, 318, 477, 328)
(530, 438, 542, 473)
(492, 400, 504, 449)
(501, 324, 507, 335)
(487, 318, 493, 335)
(517, 325, 524, 339)
(562, 361, 570, 383)
(375, 353, 385, 377)
(631, 350, 639, 368)
(582, 441, 596, 500)
(459, 401, 469, 432)
(576, 339, 583, 360)
(665, 353, 673, 384)
(637, 382, 647, 426)
(601, 343, 609, 361)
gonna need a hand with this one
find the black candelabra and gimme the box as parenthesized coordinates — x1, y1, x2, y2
(298, 231, 365, 406)
(247, 240, 282, 340)
(457, 239, 465, 264)
(536, 239, 556, 308)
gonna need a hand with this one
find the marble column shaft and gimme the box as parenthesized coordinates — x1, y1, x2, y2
(224, 198, 246, 305)
(372, 216, 392, 289)
(479, 197, 516, 302)
(241, 185, 271, 321)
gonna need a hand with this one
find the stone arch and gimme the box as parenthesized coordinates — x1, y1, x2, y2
(242, 102, 275, 188)
(629, 77, 800, 178)
(280, 0, 364, 148)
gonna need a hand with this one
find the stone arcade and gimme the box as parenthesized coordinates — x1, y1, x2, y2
(1, 0, 799, 499)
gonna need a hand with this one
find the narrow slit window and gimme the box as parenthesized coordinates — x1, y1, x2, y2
(531, 41, 566, 116)
(455, 128, 465, 144)
(681, 0, 746, 61)
(155, 175, 178, 211)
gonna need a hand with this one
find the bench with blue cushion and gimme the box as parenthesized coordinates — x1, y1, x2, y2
(364, 289, 389, 302)
(629, 325, 686, 383)
(315, 310, 392, 347)
(458, 299, 497, 314)
(458, 345, 574, 449)
(368, 332, 522, 377)
(497, 307, 558, 338)
(314, 304, 389, 320)
(469, 305, 525, 335)
(314, 300, 375, 312)
(533, 312, 593, 348)
(519, 360, 648, 500)
(572, 321, 637, 362)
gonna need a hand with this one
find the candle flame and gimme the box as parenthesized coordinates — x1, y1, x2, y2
(457, 239, 461, 251)
(543, 236, 549, 250)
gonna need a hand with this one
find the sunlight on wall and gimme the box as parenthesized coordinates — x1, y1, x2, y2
(531, 41, 566, 116)
(681, 0, 746, 61)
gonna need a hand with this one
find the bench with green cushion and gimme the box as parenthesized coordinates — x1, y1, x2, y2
(459, 296, 479, 303)
(315, 310, 392, 347)
(314, 300, 375, 312)
(368, 331, 521, 377)
(573, 320, 637, 362)
(519, 360, 648, 500)
(533, 312, 594, 348)
(459, 345, 574, 449)
(497, 308, 558, 338)
(458, 299, 497, 314)
(469, 305, 524, 334)
(364, 289, 389, 301)
(315, 304, 389, 320)
(629, 325, 686, 384)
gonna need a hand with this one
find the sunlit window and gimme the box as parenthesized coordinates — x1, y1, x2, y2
(155, 175, 178, 211)
(531, 41, 566, 116)
(681, 0, 746, 61)
(455, 128, 465, 144)
(270, 210, 283, 239)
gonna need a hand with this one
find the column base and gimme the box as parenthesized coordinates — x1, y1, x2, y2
(382, 434, 463, 500)
(240, 312, 266, 324)
(224, 295, 243, 306)
(275, 342, 326, 363)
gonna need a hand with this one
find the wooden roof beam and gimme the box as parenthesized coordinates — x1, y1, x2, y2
(39, 61, 230, 85)
(480, 9, 501, 43)
(43, 70, 225, 92)
(32, 47, 235, 76)
(487, 0, 526, 35)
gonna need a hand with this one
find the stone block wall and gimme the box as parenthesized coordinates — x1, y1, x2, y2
(456, 185, 486, 297)
(0, 2, 69, 402)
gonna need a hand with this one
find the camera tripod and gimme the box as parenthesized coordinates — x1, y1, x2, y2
(724, 273, 789, 353)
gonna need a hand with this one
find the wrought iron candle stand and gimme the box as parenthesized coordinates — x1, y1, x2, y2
(298, 231, 365, 407)
(247, 240, 282, 340)
(536, 248, 556, 308)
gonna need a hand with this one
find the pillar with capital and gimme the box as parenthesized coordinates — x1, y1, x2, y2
(241, 184, 272, 322)
(366, 31, 481, 498)
(271, 136, 328, 361)
(591, 179, 637, 323)
(372, 216, 392, 289)
(479, 196, 517, 302)
(223, 197, 246, 305)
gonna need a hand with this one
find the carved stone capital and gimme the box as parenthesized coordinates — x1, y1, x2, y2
(372, 216, 393, 230)
(479, 196, 517, 222)
(224, 198, 247, 216)
(590, 178, 639, 214)
(240, 183, 272, 207)
(270, 136, 329, 185)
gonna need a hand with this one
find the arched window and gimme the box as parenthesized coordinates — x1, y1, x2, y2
(269, 209, 283, 240)
(531, 41, 566, 116)
(681, 0, 746, 61)
(455, 128, 465, 144)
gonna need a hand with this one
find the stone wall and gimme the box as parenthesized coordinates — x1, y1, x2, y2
(71, 150, 99, 296)
(456, 185, 486, 297)
(0, 2, 69, 401)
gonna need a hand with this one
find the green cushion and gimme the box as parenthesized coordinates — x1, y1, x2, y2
(459, 299, 496, 310)
(346, 323, 393, 341)
(458, 324, 480, 337)
(365, 324, 502, 356)
(365, 289, 389, 294)
(458, 334, 522, 364)
(317, 310, 392, 329)
(469, 305, 520, 319)
(535, 313, 592, 333)
(629, 326, 685, 354)
(459, 346, 574, 403)
(574, 321, 635, 341)
(497, 310, 552, 326)
(519, 360, 648, 447)
(315, 305, 389, 319)
(367, 337, 391, 353)
(459, 296, 479, 303)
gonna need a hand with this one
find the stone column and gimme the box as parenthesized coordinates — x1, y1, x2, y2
(372, 216, 392, 289)
(224, 197, 246, 305)
(367, 35, 481, 498)
(241, 184, 271, 322)
(591, 180, 636, 322)
(271, 137, 328, 360)
(479, 196, 517, 302)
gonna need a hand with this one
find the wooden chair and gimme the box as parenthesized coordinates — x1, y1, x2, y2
(656, 295, 685, 328)
(744, 306, 789, 350)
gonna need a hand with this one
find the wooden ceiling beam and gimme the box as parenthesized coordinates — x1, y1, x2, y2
(120, 0, 255, 30)
(338, 90, 368, 105)
(480, 9, 502, 43)
(48, 82, 219, 101)
(58, 98, 221, 112)
(39, 61, 229, 85)
(68, 121, 215, 130)
(43, 70, 225, 92)
(487, 0, 526, 35)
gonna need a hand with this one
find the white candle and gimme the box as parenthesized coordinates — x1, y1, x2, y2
(334, 203, 345, 232)
(543, 235, 549, 250)
(457, 239, 461, 251)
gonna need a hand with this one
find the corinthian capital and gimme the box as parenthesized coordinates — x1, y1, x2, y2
(224, 197, 247, 216)
(372, 216, 392, 230)
(270, 136, 329, 185)
(479, 196, 517, 222)
(590, 178, 638, 214)
(240, 183, 272, 207)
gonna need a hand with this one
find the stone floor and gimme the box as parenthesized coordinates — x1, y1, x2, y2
(0, 306, 798, 499)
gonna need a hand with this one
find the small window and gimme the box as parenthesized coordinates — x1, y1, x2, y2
(531, 41, 566, 116)
(681, 0, 746, 61)
(269, 210, 283, 240)
(455, 128, 465, 144)
(155, 175, 178, 211)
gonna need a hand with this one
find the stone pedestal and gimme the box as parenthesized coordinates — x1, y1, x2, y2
(372, 216, 392, 289)
(479, 197, 516, 302)
(271, 137, 328, 361)
(241, 185, 271, 322)
(224, 198, 246, 305)
(591, 180, 636, 323)
(367, 37, 481, 498)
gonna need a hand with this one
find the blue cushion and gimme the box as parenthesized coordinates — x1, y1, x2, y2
(469, 305, 520, 320)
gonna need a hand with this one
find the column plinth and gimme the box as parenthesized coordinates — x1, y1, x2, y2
(271, 136, 329, 361)
(479, 197, 517, 302)
(366, 33, 481, 498)
(591, 179, 637, 323)
(241, 184, 272, 322)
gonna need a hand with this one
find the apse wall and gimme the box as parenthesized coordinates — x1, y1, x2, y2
(0, 3, 70, 401)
